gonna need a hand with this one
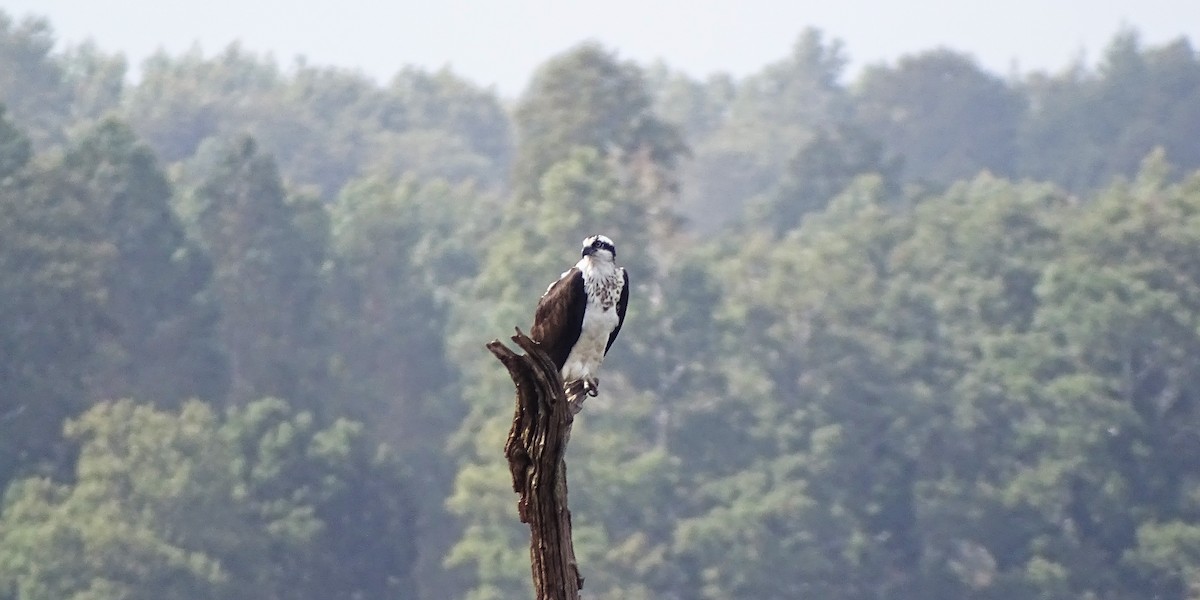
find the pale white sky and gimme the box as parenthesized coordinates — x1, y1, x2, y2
(3, 0, 1198, 96)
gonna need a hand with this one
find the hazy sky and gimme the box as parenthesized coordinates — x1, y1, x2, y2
(3, 0, 1198, 96)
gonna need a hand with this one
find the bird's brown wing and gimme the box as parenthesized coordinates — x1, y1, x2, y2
(605, 268, 629, 355)
(530, 268, 586, 370)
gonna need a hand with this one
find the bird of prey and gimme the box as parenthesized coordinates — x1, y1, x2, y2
(531, 234, 629, 397)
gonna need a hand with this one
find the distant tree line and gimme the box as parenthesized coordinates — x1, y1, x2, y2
(3, 9, 1200, 599)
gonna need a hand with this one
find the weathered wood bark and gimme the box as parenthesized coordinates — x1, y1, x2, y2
(486, 328, 585, 600)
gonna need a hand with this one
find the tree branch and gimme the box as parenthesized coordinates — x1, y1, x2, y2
(486, 327, 584, 600)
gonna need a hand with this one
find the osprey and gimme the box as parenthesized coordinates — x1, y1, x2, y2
(531, 234, 629, 396)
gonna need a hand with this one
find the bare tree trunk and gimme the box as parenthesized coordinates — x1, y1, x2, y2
(486, 328, 584, 600)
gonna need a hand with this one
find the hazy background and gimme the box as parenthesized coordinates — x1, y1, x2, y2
(4, 0, 1197, 93)
(3, 2, 1200, 599)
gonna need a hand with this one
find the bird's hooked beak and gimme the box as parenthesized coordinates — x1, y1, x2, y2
(581, 246, 597, 257)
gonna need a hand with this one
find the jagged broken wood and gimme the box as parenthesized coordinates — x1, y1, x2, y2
(486, 327, 588, 600)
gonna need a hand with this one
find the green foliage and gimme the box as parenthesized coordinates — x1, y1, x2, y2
(123, 47, 258, 161)
(679, 29, 852, 229)
(57, 42, 126, 129)
(855, 49, 1025, 185)
(750, 123, 902, 234)
(0, 400, 249, 600)
(55, 119, 226, 406)
(375, 68, 514, 188)
(645, 65, 735, 143)
(122, 45, 510, 197)
(325, 173, 491, 596)
(1127, 521, 1200, 594)
(1000, 159, 1200, 598)
(0, 14, 70, 147)
(670, 163, 1200, 599)
(1018, 31, 1200, 191)
(5, 12, 1200, 600)
(223, 398, 417, 598)
(512, 42, 686, 200)
(327, 174, 478, 430)
(182, 135, 328, 410)
(0, 106, 30, 179)
(0, 110, 107, 488)
(0, 399, 417, 599)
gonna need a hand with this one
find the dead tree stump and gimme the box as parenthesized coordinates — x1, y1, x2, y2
(486, 328, 586, 600)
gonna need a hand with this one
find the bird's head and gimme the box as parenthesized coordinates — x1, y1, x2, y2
(580, 234, 617, 262)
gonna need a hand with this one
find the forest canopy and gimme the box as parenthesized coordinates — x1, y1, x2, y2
(3, 9, 1200, 599)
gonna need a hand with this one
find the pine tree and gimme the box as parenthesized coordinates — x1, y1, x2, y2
(185, 136, 329, 412)
(56, 119, 227, 406)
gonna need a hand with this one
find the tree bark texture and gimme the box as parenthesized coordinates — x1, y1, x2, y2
(486, 328, 584, 600)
